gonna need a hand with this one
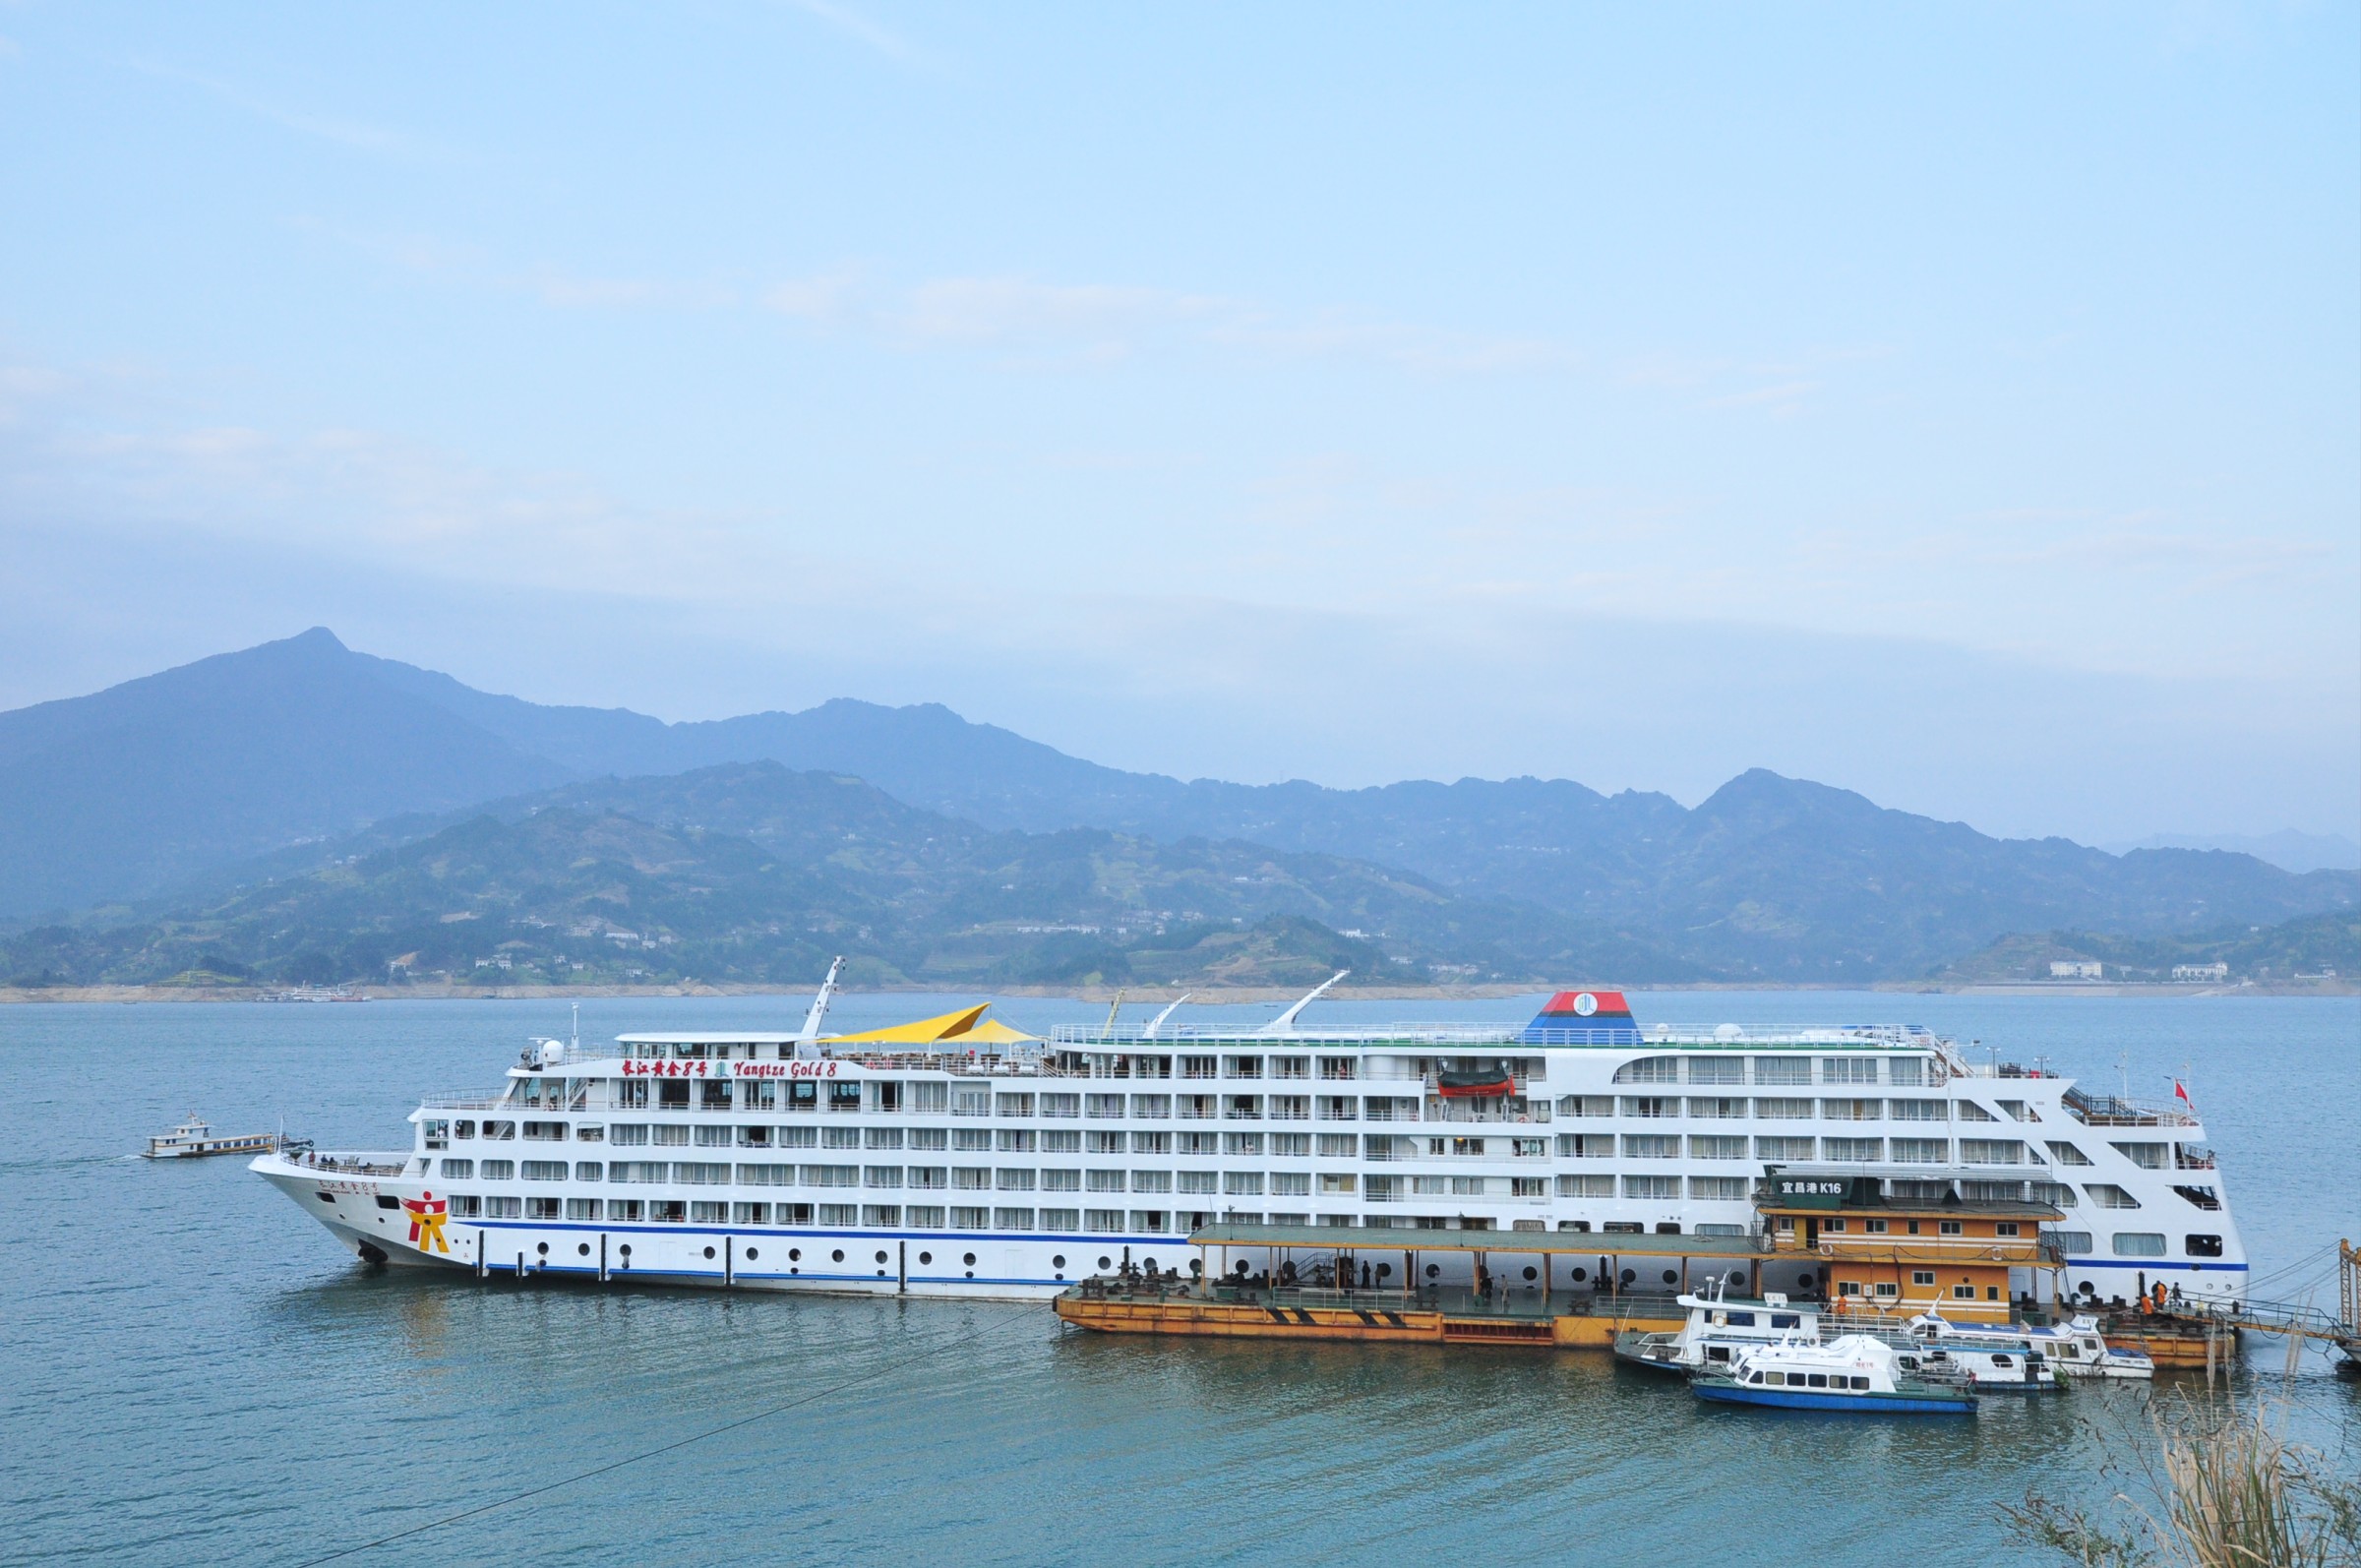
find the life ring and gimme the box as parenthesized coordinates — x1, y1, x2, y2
(1989, 1246, 2006, 1261)
(1817, 1239, 1835, 1256)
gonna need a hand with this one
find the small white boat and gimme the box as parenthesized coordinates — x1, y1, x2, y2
(1615, 1281, 1821, 1373)
(1696, 1334, 1978, 1416)
(144, 1113, 279, 1160)
(2020, 1313, 2155, 1380)
(1896, 1311, 2059, 1392)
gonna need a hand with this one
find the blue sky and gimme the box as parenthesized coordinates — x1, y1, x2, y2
(1, 2, 2354, 844)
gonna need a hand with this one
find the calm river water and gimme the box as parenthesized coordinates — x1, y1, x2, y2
(2, 990, 2354, 1566)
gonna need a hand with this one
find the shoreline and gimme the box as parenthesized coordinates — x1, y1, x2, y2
(2, 979, 2349, 1004)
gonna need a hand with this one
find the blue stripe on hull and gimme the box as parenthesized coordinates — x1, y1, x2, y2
(1694, 1383, 1975, 1416)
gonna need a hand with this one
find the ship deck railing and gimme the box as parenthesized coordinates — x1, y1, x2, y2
(2060, 1087, 2198, 1128)
(281, 1150, 409, 1176)
(419, 1091, 512, 1110)
(1051, 1023, 1956, 1049)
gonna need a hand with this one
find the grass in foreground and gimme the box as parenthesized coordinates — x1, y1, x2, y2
(2005, 1396, 2361, 1568)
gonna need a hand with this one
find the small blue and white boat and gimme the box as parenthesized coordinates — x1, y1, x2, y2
(1693, 1334, 1977, 1416)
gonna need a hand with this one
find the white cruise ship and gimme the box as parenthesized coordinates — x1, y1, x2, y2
(252, 978, 2248, 1303)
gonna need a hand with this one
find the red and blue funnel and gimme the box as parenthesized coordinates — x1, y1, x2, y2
(1518, 989, 1640, 1044)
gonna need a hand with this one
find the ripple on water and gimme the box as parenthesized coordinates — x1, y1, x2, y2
(1, 994, 2354, 1567)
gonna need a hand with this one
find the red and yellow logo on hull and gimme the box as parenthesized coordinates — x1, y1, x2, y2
(401, 1191, 452, 1254)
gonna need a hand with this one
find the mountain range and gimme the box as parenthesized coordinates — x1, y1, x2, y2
(1, 628, 2351, 985)
(0, 762, 1693, 990)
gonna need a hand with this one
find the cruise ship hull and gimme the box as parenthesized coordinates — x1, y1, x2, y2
(260, 1154, 1163, 1298)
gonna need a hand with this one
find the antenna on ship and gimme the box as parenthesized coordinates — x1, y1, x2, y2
(570, 1000, 579, 1054)
(1255, 971, 1348, 1037)
(795, 957, 845, 1058)
(1104, 988, 1125, 1034)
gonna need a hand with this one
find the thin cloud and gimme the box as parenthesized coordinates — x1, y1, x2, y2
(530, 271, 740, 311)
(129, 58, 446, 159)
(783, 0, 918, 63)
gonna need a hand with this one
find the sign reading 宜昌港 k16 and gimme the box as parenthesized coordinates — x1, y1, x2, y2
(1770, 1176, 1852, 1208)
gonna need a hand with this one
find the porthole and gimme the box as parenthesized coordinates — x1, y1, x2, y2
(1098, 1256, 1113, 1270)
(791, 1266, 800, 1275)
(745, 1247, 758, 1260)
(1144, 1257, 1158, 1272)
(1521, 1266, 1537, 1282)
(1189, 1259, 1203, 1275)
(1374, 1263, 1392, 1279)
(877, 1269, 886, 1278)
(919, 1251, 933, 1265)
(962, 1252, 977, 1266)
(1662, 1269, 1676, 1285)
(536, 1242, 549, 1255)
(1571, 1267, 1589, 1282)
(619, 1244, 633, 1257)
(831, 1248, 845, 1263)
(577, 1242, 590, 1256)
(1052, 1255, 1066, 1269)
(1055, 1273, 1064, 1281)
(875, 1249, 888, 1264)
(1619, 1269, 1636, 1285)
(964, 1270, 974, 1279)
(703, 1246, 716, 1260)
(789, 1248, 802, 1262)
(1797, 1271, 1816, 1289)
(1425, 1263, 1441, 1279)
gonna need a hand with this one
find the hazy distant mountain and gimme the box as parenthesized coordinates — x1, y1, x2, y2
(0, 630, 569, 915)
(2, 630, 2351, 981)
(0, 762, 1697, 989)
(2100, 830, 2361, 875)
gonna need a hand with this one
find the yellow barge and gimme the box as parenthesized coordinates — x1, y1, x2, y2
(1054, 1222, 1768, 1349)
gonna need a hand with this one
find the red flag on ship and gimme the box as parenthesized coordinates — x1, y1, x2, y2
(2173, 1078, 2192, 1107)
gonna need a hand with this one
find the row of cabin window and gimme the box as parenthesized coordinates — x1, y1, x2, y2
(430, 1161, 1744, 1203)
(2055, 1231, 2226, 1257)
(442, 1122, 2047, 1168)
(437, 1161, 1365, 1196)
(450, 1094, 2022, 1139)
(440, 1195, 1211, 1234)
(1611, 1055, 1927, 1086)
(1782, 1216, 2024, 1236)
(441, 1123, 1384, 1156)
(1742, 1369, 1878, 1388)
(598, 1085, 1436, 1116)
(1564, 1096, 1990, 1120)
(1831, 1279, 2003, 1302)
(432, 1198, 1768, 1238)
(1541, 1176, 1752, 1200)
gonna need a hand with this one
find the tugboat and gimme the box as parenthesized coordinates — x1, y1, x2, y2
(145, 1113, 281, 1160)
(1693, 1335, 1979, 1416)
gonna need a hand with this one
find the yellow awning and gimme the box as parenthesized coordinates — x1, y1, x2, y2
(821, 1003, 1039, 1047)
